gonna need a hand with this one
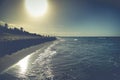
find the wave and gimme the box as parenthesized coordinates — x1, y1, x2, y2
(26, 40, 60, 80)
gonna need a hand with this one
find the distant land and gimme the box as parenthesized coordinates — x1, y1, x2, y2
(0, 21, 56, 57)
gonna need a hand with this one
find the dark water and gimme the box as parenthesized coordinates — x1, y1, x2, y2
(0, 37, 120, 80)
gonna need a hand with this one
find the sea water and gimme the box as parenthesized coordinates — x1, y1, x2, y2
(0, 37, 120, 80)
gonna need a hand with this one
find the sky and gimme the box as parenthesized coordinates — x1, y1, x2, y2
(0, 0, 120, 36)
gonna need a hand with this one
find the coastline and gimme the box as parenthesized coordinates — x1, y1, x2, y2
(0, 21, 57, 73)
(0, 41, 55, 73)
(0, 37, 56, 57)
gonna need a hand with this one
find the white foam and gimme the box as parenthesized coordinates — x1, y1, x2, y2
(58, 37, 66, 42)
(74, 39, 78, 41)
(27, 41, 60, 80)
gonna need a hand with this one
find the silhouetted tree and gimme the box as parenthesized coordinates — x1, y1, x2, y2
(0, 21, 48, 37)
(20, 27, 23, 32)
(5, 23, 8, 29)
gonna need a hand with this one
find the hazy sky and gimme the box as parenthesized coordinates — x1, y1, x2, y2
(0, 0, 120, 36)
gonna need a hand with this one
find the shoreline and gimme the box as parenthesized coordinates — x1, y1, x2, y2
(0, 41, 55, 73)
(0, 37, 56, 57)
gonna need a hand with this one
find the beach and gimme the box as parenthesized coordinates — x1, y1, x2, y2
(0, 41, 55, 73)
(0, 34, 56, 57)
(0, 37, 120, 80)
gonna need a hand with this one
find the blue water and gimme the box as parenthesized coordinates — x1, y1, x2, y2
(0, 37, 120, 80)
(51, 37, 120, 80)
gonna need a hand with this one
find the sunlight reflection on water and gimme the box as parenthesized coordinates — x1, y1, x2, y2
(1, 41, 60, 79)
(16, 55, 30, 74)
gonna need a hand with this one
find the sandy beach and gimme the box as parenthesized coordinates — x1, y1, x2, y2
(0, 41, 54, 73)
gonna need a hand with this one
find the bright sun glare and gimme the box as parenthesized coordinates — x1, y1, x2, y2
(17, 55, 30, 74)
(25, 0, 48, 17)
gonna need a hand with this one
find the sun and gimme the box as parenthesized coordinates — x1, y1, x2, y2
(25, 0, 48, 17)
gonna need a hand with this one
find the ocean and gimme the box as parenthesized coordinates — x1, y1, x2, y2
(0, 37, 120, 80)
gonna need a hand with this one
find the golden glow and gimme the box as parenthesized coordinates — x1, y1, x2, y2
(16, 55, 30, 74)
(25, 0, 48, 17)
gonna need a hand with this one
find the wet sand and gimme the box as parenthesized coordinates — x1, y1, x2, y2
(0, 41, 54, 73)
